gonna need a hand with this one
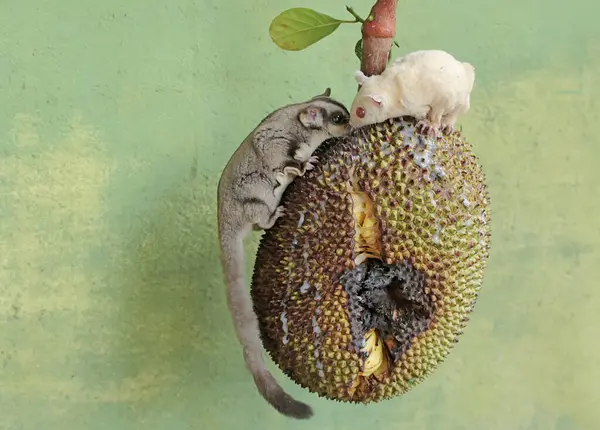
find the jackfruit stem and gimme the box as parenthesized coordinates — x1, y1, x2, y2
(360, 0, 398, 77)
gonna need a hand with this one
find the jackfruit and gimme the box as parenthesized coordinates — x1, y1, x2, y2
(250, 116, 491, 403)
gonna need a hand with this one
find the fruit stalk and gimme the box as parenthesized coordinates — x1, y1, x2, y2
(360, 0, 397, 77)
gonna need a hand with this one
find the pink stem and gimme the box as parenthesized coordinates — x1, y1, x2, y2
(360, 0, 397, 77)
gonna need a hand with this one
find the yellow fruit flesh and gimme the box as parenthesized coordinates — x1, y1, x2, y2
(346, 166, 390, 397)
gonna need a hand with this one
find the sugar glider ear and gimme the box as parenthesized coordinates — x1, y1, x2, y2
(299, 106, 324, 129)
(367, 94, 384, 106)
(312, 87, 331, 99)
(354, 70, 370, 86)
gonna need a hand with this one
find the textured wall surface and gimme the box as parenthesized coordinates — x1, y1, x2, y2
(1, 1, 598, 429)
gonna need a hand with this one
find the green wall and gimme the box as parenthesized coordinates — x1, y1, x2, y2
(1, 1, 598, 429)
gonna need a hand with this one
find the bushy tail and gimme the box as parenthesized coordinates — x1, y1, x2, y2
(218, 227, 313, 419)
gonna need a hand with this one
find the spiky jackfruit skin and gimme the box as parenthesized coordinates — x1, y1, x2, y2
(250, 117, 491, 403)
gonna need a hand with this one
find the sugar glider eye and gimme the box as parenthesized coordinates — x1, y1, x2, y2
(356, 107, 366, 119)
(330, 112, 348, 125)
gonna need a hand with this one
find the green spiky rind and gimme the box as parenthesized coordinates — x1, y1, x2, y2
(251, 116, 492, 403)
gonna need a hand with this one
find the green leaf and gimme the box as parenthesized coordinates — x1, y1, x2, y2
(355, 39, 363, 61)
(269, 8, 348, 51)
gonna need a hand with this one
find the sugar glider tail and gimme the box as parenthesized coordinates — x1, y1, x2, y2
(251, 366, 314, 419)
(217, 225, 314, 419)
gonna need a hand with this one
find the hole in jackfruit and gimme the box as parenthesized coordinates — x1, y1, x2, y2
(343, 168, 434, 399)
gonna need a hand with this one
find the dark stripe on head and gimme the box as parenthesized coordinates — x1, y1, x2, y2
(312, 98, 350, 115)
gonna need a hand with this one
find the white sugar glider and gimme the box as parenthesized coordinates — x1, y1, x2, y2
(349, 50, 475, 136)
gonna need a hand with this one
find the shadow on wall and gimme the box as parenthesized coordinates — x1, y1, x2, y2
(107, 175, 323, 429)
(111, 172, 248, 409)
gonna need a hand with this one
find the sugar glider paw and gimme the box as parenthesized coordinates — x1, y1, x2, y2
(274, 171, 286, 183)
(259, 205, 287, 230)
(283, 166, 303, 177)
(441, 123, 455, 135)
(416, 120, 440, 138)
(304, 155, 319, 172)
(274, 205, 286, 218)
